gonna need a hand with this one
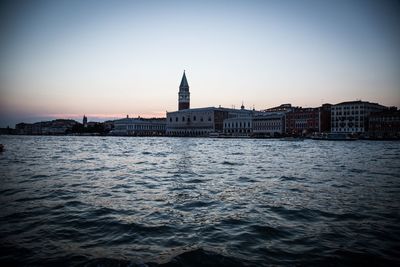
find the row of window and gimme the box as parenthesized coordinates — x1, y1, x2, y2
(224, 129, 252, 133)
(224, 122, 252, 128)
(125, 124, 165, 130)
(332, 128, 364, 132)
(169, 116, 212, 122)
(332, 122, 364, 127)
(253, 122, 280, 126)
(253, 127, 281, 131)
(332, 106, 364, 110)
(332, 111, 364, 115)
(167, 130, 210, 136)
(288, 115, 318, 119)
(293, 123, 314, 128)
(333, 116, 363, 121)
(370, 117, 400, 122)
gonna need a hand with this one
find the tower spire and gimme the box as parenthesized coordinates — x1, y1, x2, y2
(178, 71, 190, 110)
(179, 71, 189, 90)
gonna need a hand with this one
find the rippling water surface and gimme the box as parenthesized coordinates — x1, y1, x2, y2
(0, 136, 399, 266)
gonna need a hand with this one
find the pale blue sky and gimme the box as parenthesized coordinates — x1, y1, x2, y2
(0, 0, 399, 127)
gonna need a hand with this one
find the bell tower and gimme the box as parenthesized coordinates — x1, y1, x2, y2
(178, 71, 190, 110)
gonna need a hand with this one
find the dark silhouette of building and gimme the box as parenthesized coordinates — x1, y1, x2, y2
(83, 115, 88, 127)
(368, 107, 400, 139)
(178, 71, 190, 110)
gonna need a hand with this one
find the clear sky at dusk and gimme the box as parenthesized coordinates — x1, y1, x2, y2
(0, 0, 399, 127)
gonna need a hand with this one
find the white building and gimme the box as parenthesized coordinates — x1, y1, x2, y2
(331, 101, 387, 133)
(223, 116, 253, 136)
(112, 117, 166, 136)
(166, 107, 253, 136)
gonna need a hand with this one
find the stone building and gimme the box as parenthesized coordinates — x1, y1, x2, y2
(331, 101, 387, 133)
(252, 112, 286, 137)
(112, 117, 166, 136)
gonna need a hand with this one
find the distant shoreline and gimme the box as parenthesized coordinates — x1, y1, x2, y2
(1, 134, 399, 141)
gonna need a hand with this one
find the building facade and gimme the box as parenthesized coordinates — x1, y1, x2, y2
(331, 101, 387, 133)
(284, 104, 331, 136)
(112, 118, 166, 136)
(223, 104, 255, 136)
(368, 108, 400, 139)
(252, 112, 286, 137)
(16, 120, 78, 135)
(167, 107, 253, 136)
(285, 108, 320, 135)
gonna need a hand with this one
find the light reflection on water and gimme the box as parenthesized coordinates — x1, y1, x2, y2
(0, 135, 400, 266)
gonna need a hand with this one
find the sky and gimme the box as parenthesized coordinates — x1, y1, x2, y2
(0, 0, 399, 127)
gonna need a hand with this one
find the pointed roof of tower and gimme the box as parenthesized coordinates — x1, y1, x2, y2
(179, 71, 189, 90)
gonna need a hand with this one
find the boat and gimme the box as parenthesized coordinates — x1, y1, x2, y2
(311, 133, 357, 141)
(280, 137, 304, 141)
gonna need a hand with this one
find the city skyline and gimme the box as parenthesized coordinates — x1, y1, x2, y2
(1, 0, 400, 127)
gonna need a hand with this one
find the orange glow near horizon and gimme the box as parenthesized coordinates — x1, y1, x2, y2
(43, 112, 168, 121)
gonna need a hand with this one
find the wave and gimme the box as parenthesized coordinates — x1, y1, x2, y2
(0, 247, 252, 267)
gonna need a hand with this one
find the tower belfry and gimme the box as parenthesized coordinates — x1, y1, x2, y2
(178, 71, 190, 110)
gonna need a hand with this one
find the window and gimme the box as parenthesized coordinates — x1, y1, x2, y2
(175, 117, 178, 122)
(193, 116, 196, 121)
(208, 117, 211, 121)
(182, 117, 185, 122)
(170, 118, 172, 122)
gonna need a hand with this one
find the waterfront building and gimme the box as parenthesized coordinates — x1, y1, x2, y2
(331, 100, 387, 133)
(252, 111, 286, 137)
(112, 117, 166, 136)
(284, 104, 331, 136)
(285, 107, 319, 135)
(223, 104, 255, 137)
(368, 107, 400, 139)
(167, 106, 253, 136)
(285, 104, 332, 136)
(252, 103, 294, 137)
(16, 120, 78, 135)
(103, 120, 114, 132)
(16, 123, 33, 135)
(83, 115, 88, 127)
(0, 127, 15, 135)
(41, 119, 78, 134)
